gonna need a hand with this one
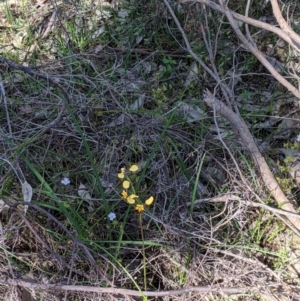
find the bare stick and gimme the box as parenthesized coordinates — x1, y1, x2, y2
(270, 0, 300, 50)
(188, 193, 300, 220)
(203, 90, 300, 230)
(0, 277, 291, 297)
(0, 158, 24, 184)
(245, 0, 257, 48)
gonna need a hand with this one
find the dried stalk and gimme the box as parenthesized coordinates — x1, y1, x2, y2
(189, 193, 300, 220)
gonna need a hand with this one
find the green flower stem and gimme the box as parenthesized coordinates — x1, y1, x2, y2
(139, 212, 147, 291)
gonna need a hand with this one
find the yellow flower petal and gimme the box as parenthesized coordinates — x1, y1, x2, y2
(117, 172, 125, 179)
(135, 204, 144, 213)
(121, 190, 128, 200)
(122, 180, 130, 189)
(129, 165, 139, 172)
(127, 194, 138, 204)
(117, 168, 126, 179)
(145, 196, 154, 205)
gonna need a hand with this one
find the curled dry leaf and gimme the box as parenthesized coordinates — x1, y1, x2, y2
(130, 94, 145, 110)
(78, 183, 94, 212)
(176, 101, 205, 123)
(21, 180, 33, 214)
(184, 62, 199, 87)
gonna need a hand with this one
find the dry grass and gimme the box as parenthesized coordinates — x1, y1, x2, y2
(0, 0, 300, 300)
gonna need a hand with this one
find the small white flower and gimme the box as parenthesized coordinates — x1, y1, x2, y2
(108, 212, 116, 221)
(61, 177, 70, 185)
(296, 134, 300, 142)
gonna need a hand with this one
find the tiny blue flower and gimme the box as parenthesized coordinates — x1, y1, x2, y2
(296, 134, 300, 142)
(108, 212, 116, 221)
(61, 177, 70, 185)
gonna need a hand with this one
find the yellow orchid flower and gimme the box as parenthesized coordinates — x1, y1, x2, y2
(135, 204, 144, 213)
(145, 196, 154, 205)
(127, 194, 139, 204)
(122, 180, 130, 189)
(129, 164, 139, 172)
(121, 190, 128, 200)
(117, 167, 126, 179)
(116, 164, 154, 291)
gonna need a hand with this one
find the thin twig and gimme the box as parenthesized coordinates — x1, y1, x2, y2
(162, 0, 234, 105)
(200, 10, 236, 110)
(245, 0, 257, 48)
(14, 209, 90, 279)
(0, 77, 12, 138)
(0, 57, 69, 142)
(6, 201, 113, 286)
(0, 158, 24, 184)
(210, 248, 282, 282)
(218, 0, 300, 99)
(188, 193, 300, 220)
(179, 0, 296, 49)
(0, 277, 285, 296)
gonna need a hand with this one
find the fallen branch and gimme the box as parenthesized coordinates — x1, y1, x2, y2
(0, 277, 283, 297)
(188, 193, 300, 220)
(203, 90, 300, 230)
